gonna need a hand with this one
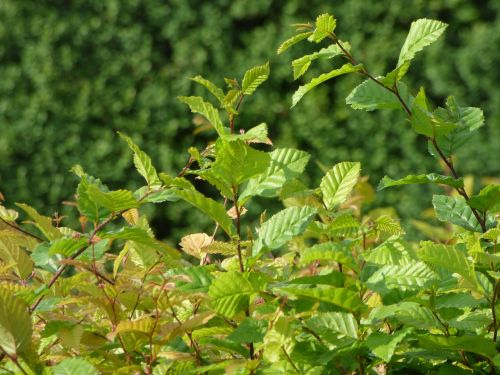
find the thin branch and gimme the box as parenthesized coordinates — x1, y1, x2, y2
(0, 351, 28, 375)
(231, 186, 245, 273)
(282, 346, 300, 373)
(492, 280, 499, 342)
(0, 217, 44, 242)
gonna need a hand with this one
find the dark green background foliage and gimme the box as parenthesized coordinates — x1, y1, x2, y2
(1, 0, 499, 238)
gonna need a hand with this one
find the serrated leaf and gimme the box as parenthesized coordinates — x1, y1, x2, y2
(346, 79, 410, 111)
(111, 317, 154, 340)
(253, 206, 317, 256)
(226, 317, 267, 344)
(309, 13, 336, 43)
(292, 43, 348, 79)
(86, 186, 139, 213)
(394, 304, 441, 329)
(411, 88, 456, 137)
(364, 239, 416, 266)
(278, 286, 365, 312)
(208, 271, 255, 318)
(118, 133, 162, 188)
(0, 289, 32, 355)
(320, 161, 360, 210)
(366, 262, 438, 291)
(241, 62, 270, 95)
(239, 148, 310, 203)
(417, 334, 496, 358)
(300, 242, 357, 270)
(201, 241, 236, 255)
(307, 312, 358, 339)
(0, 205, 18, 222)
(378, 173, 464, 190)
(191, 75, 225, 104)
(16, 203, 62, 241)
(397, 19, 448, 67)
(72, 169, 110, 222)
(366, 329, 411, 362)
(174, 189, 235, 237)
(432, 195, 482, 232)
(380, 61, 411, 86)
(52, 358, 99, 375)
(328, 213, 360, 237)
(48, 237, 89, 257)
(178, 96, 225, 136)
(277, 31, 313, 54)
(291, 63, 363, 108)
(468, 184, 500, 213)
(263, 316, 295, 363)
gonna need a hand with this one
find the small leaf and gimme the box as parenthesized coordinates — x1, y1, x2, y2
(291, 63, 363, 108)
(432, 195, 482, 232)
(180, 233, 212, 259)
(307, 312, 358, 339)
(178, 96, 225, 136)
(397, 19, 448, 67)
(320, 162, 360, 210)
(48, 237, 89, 257)
(277, 31, 313, 54)
(241, 62, 270, 96)
(346, 79, 410, 111)
(191, 75, 225, 104)
(292, 43, 348, 79)
(378, 173, 464, 191)
(16, 203, 62, 241)
(309, 13, 336, 43)
(86, 186, 139, 213)
(468, 184, 500, 213)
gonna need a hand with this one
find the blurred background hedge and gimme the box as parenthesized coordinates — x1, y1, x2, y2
(1, 0, 499, 239)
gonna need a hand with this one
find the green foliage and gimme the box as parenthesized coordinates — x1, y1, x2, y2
(0, 10, 499, 375)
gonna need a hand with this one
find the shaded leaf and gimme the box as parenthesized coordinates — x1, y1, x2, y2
(432, 195, 482, 232)
(278, 286, 365, 312)
(16, 203, 62, 241)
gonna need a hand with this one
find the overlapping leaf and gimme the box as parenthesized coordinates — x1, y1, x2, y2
(178, 96, 225, 136)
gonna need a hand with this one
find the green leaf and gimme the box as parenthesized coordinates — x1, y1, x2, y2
(71, 167, 110, 222)
(378, 173, 464, 191)
(411, 88, 456, 137)
(178, 96, 225, 136)
(320, 161, 360, 210)
(222, 123, 271, 144)
(253, 206, 317, 256)
(366, 329, 411, 362)
(52, 358, 99, 375)
(292, 43, 348, 79)
(364, 239, 417, 266)
(118, 133, 162, 188)
(394, 304, 441, 330)
(239, 148, 310, 203)
(86, 186, 139, 213)
(191, 75, 225, 104)
(226, 317, 267, 344)
(397, 19, 448, 67)
(278, 286, 365, 313)
(16, 203, 62, 241)
(48, 237, 88, 257)
(0, 289, 32, 355)
(174, 188, 235, 237)
(241, 62, 270, 95)
(432, 195, 482, 232)
(307, 312, 358, 339)
(417, 334, 496, 358)
(309, 13, 336, 43)
(208, 271, 255, 318)
(300, 242, 357, 271)
(380, 61, 411, 86)
(366, 262, 438, 291)
(468, 184, 500, 213)
(277, 31, 313, 54)
(417, 242, 477, 287)
(263, 316, 295, 363)
(346, 79, 410, 111)
(291, 63, 363, 108)
(288, 271, 345, 287)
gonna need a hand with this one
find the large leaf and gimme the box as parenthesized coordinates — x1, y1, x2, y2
(363, 239, 416, 266)
(291, 63, 362, 108)
(178, 96, 225, 136)
(52, 358, 99, 375)
(292, 43, 348, 79)
(174, 188, 235, 237)
(0, 289, 32, 355)
(252, 206, 317, 256)
(277, 31, 313, 54)
(320, 161, 360, 210)
(222, 123, 271, 144)
(393, 304, 441, 330)
(278, 286, 365, 313)
(241, 62, 270, 95)
(309, 13, 336, 43)
(86, 186, 139, 213)
(306, 312, 358, 339)
(239, 148, 310, 203)
(378, 173, 464, 190)
(397, 19, 448, 67)
(346, 79, 410, 111)
(366, 329, 411, 362)
(365, 262, 438, 291)
(208, 271, 255, 318)
(16, 203, 62, 241)
(432, 195, 482, 232)
(119, 133, 162, 188)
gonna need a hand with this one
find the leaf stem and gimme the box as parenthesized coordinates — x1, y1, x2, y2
(0, 216, 44, 242)
(282, 346, 301, 373)
(0, 351, 28, 375)
(492, 280, 499, 342)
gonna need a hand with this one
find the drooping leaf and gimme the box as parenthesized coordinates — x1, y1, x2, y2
(191, 75, 225, 104)
(52, 358, 99, 375)
(0, 289, 32, 355)
(86, 186, 139, 213)
(309, 13, 336, 43)
(366, 329, 411, 362)
(432, 195, 482, 232)
(468, 184, 500, 213)
(320, 162, 360, 210)
(397, 19, 448, 67)
(239, 148, 310, 203)
(241, 62, 270, 95)
(307, 312, 358, 339)
(253, 206, 317, 256)
(417, 334, 496, 358)
(118, 133, 162, 188)
(378, 173, 464, 191)
(174, 189, 235, 237)
(178, 96, 225, 136)
(291, 63, 363, 108)
(208, 271, 255, 318)
(278, 286, 365, 313)
(15, 203, 62, 241)
(346, 79, 410, 111)
(277, 31, 313, 54)
(292, 43, 349, 79)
